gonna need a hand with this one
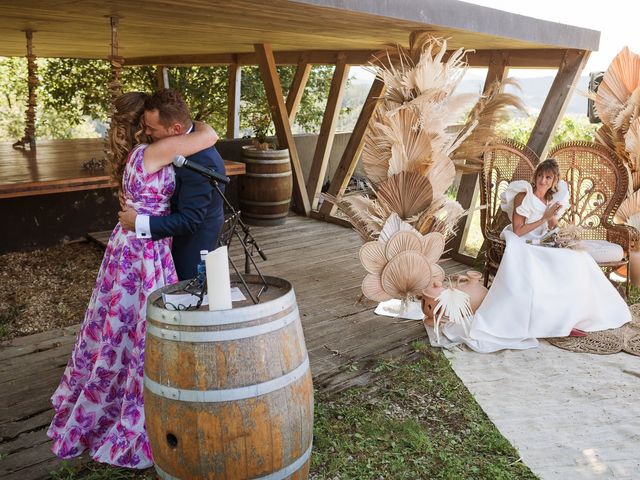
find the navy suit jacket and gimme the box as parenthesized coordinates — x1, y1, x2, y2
(150, 145, 225, 281)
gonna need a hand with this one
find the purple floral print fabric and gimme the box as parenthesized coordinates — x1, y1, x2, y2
(47, 145, 177, 468)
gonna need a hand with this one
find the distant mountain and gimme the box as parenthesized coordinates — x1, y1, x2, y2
(335, 72, 595, 132)
(455, 73, 592, 117)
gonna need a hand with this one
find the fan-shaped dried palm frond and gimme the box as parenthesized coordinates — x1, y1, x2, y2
(321, 193, 387, 242)
(430, 264, 446, 286)
(615, 189, 640, 223)
(595, 47, 640, 129)
(451, 78, 527, 171)
(375, 171, 434, 219)
(379, 212, 421, 243)
(368, 36, 470, 107)
(362, 273, 393, 302)
(427, 155, 456, 198)
(421, 232, 446, 264)
(359, 241, 388, 274)
(385, 231, 423, 259)
(380, 250, 431, 298)
(384, 108, 435, 175)
(625, 117, 640, 168)
(594, 123, 632, 173)
(626, 212, 640, 231)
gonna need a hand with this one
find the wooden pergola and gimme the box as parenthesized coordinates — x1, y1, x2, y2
(0, 0, 600, 260)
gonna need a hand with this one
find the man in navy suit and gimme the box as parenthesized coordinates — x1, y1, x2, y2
(118, 89, 225, 280)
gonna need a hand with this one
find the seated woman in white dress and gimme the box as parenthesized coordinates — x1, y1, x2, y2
(445, 159, 631, 353)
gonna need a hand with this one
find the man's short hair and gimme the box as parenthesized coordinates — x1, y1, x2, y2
(144, 89, 192, 128)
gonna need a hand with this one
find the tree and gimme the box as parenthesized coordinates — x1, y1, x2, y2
(0, 57, 339, 141)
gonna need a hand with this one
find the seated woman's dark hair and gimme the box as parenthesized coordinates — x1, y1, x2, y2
(533, 158, 561, 202)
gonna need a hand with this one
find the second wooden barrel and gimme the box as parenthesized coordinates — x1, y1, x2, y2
(144, 275, 313, 480)
(239, 146, 293, 226)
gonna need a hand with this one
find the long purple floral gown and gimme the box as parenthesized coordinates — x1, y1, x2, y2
(47, 145, 177, 468)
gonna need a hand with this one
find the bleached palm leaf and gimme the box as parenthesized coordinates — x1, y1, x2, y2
(321, 193, 386, 241)
(626, 213, 640, 231)
(432, 287, 473, 342)
(595, 123, 632, 173)
(380, 250, 432, 298)
(421, 231, 446, 264)
(595, 47, 640, 128)
(427, 155, 456, 198)
(451, 78, 527, 170)
(615, 189, 640, 223)
(376, 171, 434, 219)
(359, 241, 387, 274)
(379, 212, 421, 243)
(385, 231, 423, 259)
(625, 116, 640, 168)
(362, 273, 393, 302)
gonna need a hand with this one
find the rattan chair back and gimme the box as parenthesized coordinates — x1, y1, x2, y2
(548, 141, 628, 241)
(480, 138, 538, 241)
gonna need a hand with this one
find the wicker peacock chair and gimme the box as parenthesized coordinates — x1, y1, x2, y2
(549, 141, 638, 297)
(479, 138, 539, 286)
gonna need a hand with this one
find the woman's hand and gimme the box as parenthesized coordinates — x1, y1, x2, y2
(542, 202, 562, 221)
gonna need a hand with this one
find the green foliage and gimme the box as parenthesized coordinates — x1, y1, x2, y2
(496, 115, 600, 148)
(239, 65, 337, 138)
(0, 57, 339, 141)
(312, 345, 537, 479)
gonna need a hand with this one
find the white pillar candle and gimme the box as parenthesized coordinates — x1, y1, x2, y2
(205, 246, 232, 311)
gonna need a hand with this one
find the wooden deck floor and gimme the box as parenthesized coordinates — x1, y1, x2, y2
(0, 215, 469, 479)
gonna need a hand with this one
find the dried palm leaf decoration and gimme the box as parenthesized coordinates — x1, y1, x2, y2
(591, 46, 640, 172)
(323, 35, 522, 302)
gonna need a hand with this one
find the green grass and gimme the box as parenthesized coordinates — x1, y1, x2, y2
(311, 343, 536, 480)
(49, 343, 536, 480)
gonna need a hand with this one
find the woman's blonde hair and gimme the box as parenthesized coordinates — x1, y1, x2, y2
(107, 92, 150, 188)
(533, 158, 561, 202)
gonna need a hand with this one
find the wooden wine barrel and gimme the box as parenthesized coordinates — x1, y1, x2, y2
(239, 146, 293, 226)
(144, 275, 313, 480)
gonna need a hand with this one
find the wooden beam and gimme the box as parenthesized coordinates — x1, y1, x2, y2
(307, 56, 350, 209)
(526, 49, 590, 159)
(155, 66, 169, 90)
(254, 43, 311, 216)
(226, 64, 241, 139)
(285, 56, 311, 124)
(318, 77, 385, 217)
(125, 50, 375, 67)
(125, 48, 567, 68)
(450, 50, 510, 262)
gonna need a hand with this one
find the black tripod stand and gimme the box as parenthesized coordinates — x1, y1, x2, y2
(210, 179, 269, 303)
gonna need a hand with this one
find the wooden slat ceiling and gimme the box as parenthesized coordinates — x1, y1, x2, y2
(0, 0, 599, 62)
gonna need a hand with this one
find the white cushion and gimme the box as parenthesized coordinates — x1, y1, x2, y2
(581, 240, 624, 263)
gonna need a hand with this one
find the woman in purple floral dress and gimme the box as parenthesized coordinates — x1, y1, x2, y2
(47, 92, 218, 468)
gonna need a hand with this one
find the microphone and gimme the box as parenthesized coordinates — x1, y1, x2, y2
(173, 155, 230, 185)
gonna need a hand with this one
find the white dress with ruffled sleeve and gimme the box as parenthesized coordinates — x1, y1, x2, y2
(444, 180, 630, 353)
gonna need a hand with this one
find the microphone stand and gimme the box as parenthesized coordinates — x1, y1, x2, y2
(209, 179, 268, 303)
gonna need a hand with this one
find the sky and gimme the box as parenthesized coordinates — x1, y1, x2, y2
(461, 0, 637, 76)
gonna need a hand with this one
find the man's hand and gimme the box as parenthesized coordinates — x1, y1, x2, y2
(118, 190, 126, 210)
(118, 206, 137, 232)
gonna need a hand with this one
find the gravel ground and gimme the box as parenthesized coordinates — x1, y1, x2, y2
(0, 241, 104, 340)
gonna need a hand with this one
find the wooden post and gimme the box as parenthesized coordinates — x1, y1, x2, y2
(13, 30, 37, 150)
(527, 49, 590, 159)
(286, 56, 311, 124)
(449, 51, 510, 262)
(254, 43, 311, 215)
(306, 55, 350, 209)
(318, 77, 385, 217)
(108, 16, 123, 107)
(155, 66, 169, 90)
(226, 64, 241, 139)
